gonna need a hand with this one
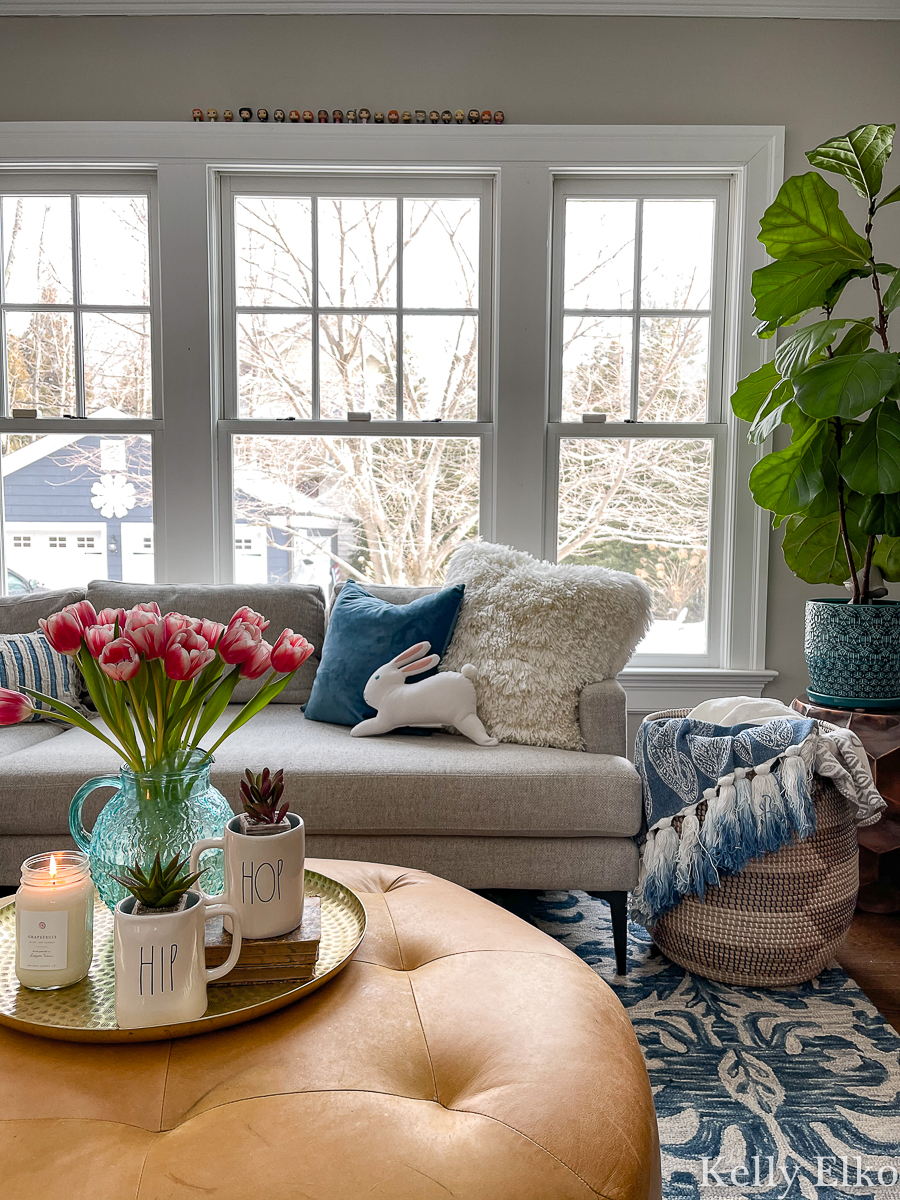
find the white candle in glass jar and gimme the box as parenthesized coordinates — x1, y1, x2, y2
(15, 851, 94, 990)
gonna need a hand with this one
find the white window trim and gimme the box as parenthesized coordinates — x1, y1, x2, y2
(0, 122, 783, 697)
(621, 667, 778, 716)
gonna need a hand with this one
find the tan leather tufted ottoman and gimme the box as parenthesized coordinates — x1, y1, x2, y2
(0, 860, 661, 1200)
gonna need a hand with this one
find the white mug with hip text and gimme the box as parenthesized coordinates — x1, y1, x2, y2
(113, 891, 242, 1029)
(190, 813, 305, 940)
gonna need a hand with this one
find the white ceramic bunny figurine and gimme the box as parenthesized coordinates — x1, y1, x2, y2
(351, 641, 498, 746)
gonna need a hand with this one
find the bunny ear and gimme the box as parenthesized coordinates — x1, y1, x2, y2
(391, 641, 431, 667)
(400, 653, 440, 677)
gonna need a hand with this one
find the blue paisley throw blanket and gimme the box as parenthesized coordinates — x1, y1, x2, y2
(632, 714, 884, 928)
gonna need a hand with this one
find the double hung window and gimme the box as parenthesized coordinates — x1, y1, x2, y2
(549, 177, 731, 664)
(0, 173, 159, 588)
(219, 174, 493, 591)
(0, 124, 779, 684)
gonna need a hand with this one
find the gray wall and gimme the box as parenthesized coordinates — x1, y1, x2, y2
(1, 13, 899, 704)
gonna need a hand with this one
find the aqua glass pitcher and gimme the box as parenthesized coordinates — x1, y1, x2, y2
(69, 750, 232, 910)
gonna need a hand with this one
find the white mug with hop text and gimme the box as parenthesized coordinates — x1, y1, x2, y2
(190, 813, 305, 940)
(113, 891, 242, 1029)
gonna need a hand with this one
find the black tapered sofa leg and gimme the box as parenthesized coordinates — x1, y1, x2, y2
(587, 890, 628, 975)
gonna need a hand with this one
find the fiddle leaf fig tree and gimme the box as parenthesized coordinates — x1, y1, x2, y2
(732, 123, 900, 602)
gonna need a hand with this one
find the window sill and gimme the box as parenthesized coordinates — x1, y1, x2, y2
(619, 667, 779, 715)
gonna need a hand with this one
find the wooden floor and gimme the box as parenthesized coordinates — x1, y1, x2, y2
(836, 910, 900, 1033)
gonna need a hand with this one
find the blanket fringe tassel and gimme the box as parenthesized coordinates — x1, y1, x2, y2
(632, 737, 818, 929)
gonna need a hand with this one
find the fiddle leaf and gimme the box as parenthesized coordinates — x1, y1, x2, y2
(758, 173, 872, 265)
(806, 124, 895, 202)
(802, 424, 841, 516)
(833, 319, 875, 357)
(749, 423, 827, 517)
(748, 383, 795, 445)
(774, 320, 851, 379)
(873, 534, 900, 580)
(751, 259, 848, 327)
(734, 120, 900, 595)
(884, 271, 900, 315)
(730, 361, 781, 422)
(782, 506, 866, 585)
(793, 352, 900, 419)
(859, 493, 900, 537)
(838, 401, 900, 495)
(876, 182, 900, 211)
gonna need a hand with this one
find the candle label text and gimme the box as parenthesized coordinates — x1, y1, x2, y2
(18, 910, 67, 970)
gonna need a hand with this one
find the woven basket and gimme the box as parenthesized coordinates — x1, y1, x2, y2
(643, 709, 859, 987)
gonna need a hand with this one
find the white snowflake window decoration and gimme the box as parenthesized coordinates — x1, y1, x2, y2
(91, 474, 137, 520)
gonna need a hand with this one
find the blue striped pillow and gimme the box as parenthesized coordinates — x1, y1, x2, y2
(0, 632, 86, 721)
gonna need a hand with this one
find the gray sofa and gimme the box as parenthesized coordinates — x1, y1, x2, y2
(0, 581, 642, 965)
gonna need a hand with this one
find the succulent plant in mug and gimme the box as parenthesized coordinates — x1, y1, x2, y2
(112, 851, 205, 914)
(238, 767, 290, 836)
(732, 122, 900, 603)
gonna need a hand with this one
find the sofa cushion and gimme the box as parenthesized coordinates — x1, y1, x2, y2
(442, 541, 652, 751)
(0, 706, 641, 839)
(329, 581, 440, 615)
(0, 632, 87, 721)
(0, 723, 65, 760)
(305, 580, 465, 727)
(0, 588, 85, 635)
(85, 581, 325, 705)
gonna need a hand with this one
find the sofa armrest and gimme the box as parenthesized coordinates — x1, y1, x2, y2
(579, 679, 627, 757)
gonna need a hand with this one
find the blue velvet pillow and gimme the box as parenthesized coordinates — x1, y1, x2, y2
(304, 580, 465, 727)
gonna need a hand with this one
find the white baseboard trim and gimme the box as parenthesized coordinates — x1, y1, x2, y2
(620, 667, 778, 715)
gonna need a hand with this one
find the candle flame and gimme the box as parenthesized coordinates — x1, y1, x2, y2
(49, 854, 57, 881)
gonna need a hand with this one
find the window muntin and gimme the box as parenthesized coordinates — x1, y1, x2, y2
(551, 177, 730, 664)
(0, 191, 153, 419)
(229, 184, 486, 423)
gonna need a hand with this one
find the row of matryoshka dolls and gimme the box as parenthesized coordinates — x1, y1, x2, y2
(192, 108, 505, 124)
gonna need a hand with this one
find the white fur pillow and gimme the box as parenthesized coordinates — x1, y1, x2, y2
(441, 541, 652, 750)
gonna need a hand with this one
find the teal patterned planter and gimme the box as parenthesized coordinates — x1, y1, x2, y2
(805, 598, 900, 709)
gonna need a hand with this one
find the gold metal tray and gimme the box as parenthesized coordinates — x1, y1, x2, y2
(0, 869, 366, 1043)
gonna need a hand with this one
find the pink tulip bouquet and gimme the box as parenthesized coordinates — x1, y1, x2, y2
(0, 600, 314, 773)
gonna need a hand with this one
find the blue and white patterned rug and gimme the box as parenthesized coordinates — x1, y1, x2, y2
(484, 890, 900, 1200)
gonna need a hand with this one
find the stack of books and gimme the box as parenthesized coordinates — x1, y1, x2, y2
(205, 897, 321, 985)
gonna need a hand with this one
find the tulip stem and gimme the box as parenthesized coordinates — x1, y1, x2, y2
(18, 687, 144, 772)
(123, 681, 154, 768)
(152, 662, 166, 761)
(104, 675, 145, 770)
